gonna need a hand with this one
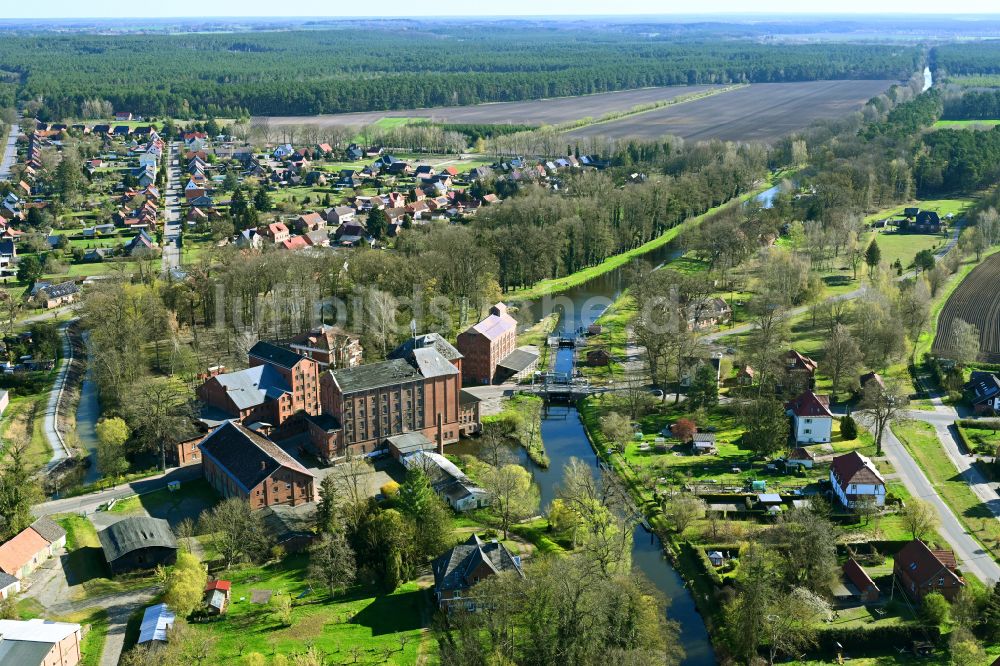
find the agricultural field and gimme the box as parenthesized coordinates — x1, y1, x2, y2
(261, 85, 720, 127)
(565, 80, 896, 143)
(932, 252, 1000, 362)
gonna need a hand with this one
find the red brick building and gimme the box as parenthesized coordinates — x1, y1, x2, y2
(167, 435, 203, 467)
(456, 303, 517, 385)
(305, 334, 480, 462)
(893, 539, 965, 602)
(199, 421, 315, 510)
(196, 341, 320, 427)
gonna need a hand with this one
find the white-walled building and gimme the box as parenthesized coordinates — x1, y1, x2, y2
(785, 391, 833, 444)
(830, 451, 886, 509)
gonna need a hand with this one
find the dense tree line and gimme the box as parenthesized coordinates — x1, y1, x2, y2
(933, 41, 1000, 76)
(917, 126, 1000, 194)
(0, 30, 921, 119)
(942, 89, 1000, 120)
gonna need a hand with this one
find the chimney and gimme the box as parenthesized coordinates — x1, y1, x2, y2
(436, 413, 444, 455)
(261, 460, 267, 471)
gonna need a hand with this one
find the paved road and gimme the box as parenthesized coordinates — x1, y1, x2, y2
(33, 464, 202, 518)
(0, 120, 19, 181)
(42, 322, 74, 471)
(162, 142, 182, 273)
(876, 417, 1000, 586)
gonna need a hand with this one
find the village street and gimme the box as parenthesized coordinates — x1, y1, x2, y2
(162, 141, 182, 273)
(0, 116, 19, 181)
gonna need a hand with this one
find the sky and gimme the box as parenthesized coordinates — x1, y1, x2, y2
(6, 2, 1000, 19)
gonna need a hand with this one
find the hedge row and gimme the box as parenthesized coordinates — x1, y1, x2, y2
(682, 541, 723, 587)
(817, 624, 939, 651)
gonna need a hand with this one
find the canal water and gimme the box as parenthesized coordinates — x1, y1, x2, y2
(75, 362, 102, 485)
(499, 260, 716, 663)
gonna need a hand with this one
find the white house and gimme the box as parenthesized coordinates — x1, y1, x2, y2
(785, 391, 833, 444)
(830, 451, 886, 509)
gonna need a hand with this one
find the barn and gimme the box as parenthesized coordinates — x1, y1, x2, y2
(98, 517, 178, 575)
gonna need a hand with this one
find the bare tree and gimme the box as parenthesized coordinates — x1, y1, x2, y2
(858, 380, 909, 455)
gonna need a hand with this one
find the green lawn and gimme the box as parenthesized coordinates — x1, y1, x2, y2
(867, 230, 947, 270)
(109, 478, 220, 524)
(958, 424, 1000, 456)
(186, 554, 434, 664)
(892, 420, 1000, 559)
(932, 119, 1000, 129)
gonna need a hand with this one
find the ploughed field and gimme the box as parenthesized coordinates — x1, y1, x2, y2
(260, 85, 721, 127)
(565, 80, 896, 142)
(933, 253, 1000, 363)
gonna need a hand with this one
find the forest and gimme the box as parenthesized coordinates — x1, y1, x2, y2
(0, 29, 922, 119)
(933, 41, 1000, 76)
(942, 90, 1000, 120)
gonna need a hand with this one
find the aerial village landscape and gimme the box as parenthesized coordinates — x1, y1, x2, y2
(0, 14, 997, 666)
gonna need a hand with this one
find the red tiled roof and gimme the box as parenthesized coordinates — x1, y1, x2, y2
(786, 349, 818, 373)
(205, 579, 231, 592)
(785, 391, 832, 418)
(830, 451, 885, 489)
(0, 527, 49, 575)
(894, 539, 963, 588)
(844, 558, 879, 593)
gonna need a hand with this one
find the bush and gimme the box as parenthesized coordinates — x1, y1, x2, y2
(818, 624, 939, 651)
(840, 415, 858, 440)
(683, 541, 723, 587)
(380, 481, 400, 498)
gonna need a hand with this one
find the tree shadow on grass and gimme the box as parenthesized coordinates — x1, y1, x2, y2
(349, 589, 425, 635)
(61, 547, 109, 586)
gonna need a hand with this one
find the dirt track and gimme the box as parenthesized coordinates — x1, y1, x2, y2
(933, 253, 1000, 363)
(259, 85, 720, 127)
(565, 80, 896, 143)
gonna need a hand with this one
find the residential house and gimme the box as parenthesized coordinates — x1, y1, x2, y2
(456, 303, 518, 385)
(263, 222, 290, 245)
(783, 349, 818, 392)
(687, 297, 732, 330)
(124, 230, 155, 256)
(280, 236, 310, 251)
(0, 619, 83, 666)
(893, 539, 965, 601)
(326, 206, 355, 225)
(236, 229, 263, 250)
(785, 447, 815, 469)
(36, 282, 80, 309)
(334, 221, 368, 246)
(199, 421, 316, 510)
(785, 391, 833, 444)
(400, 447, 488, 512)
(167, 435, 203, 467)
(0, 240, 16, 268)
(98, 517, 178, 575)
(286, 325, 363, 369)
(294, 212, 325, 234)
(432, 535, 524, 611)
(830, 451, 886, 509)
(965, 371, 1000, 415)
(859, 371, 885, 394)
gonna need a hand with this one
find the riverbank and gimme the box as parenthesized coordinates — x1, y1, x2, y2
(505, 171, 793, 301)
(485, 394, 548, 467)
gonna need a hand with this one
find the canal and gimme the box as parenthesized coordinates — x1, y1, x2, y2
(494, 237, 717, 663)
